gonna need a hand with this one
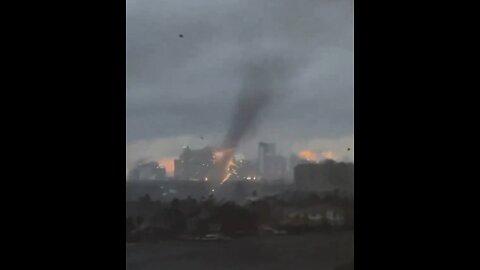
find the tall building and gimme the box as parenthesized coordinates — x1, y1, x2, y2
(258, 142, 276, 176)
(257, 142, 286, 180)
(174, 146, 214, 181)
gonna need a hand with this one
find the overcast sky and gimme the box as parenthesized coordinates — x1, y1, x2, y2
(127, 0, 353, 169)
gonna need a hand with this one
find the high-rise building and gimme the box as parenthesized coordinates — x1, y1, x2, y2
(257, 142, 287, 180)
(258, 142, 276, 177)
(174, 146, 214, 181)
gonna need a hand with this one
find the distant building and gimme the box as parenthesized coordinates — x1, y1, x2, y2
(263, 155, 287, 180)
(294, 160, 353, 193)
(236, 159, 257, 179)
(174, 146, 214, 181)
(257, 142, 286, 180)
(128, 161, 166, 181)
(258, 142, 276, 176)
(287, 154, 312, 179)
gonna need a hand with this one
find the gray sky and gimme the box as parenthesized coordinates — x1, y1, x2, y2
(127, 0, 353, 170)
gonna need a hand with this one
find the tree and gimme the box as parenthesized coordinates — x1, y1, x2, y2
(335, 259, 354, 270)
(171, 198, 180, 208)
(136, 216, 144, 226)
(233, 182, 247, 201)
(321, 210, 331, 230)
(217, 202, 258, 235)
(126, 217, 135, 241)
(140, 194, 152, 203)
(164, 205, 186, 235)
(307, 192, 321, 205)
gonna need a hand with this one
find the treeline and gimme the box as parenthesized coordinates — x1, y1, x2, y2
(126, 190, 353, 243)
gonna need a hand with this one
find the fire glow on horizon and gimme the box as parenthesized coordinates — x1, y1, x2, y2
(157, 158, 174, 176)
(321, 151, 335, 160)
(298, 150, 336, 162)
(298, 150, 319, 161)
(214, 148, 238, 184)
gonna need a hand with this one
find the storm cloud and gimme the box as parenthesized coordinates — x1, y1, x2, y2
(127, 0, 353, 166)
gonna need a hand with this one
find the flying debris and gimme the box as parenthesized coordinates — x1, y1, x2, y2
(347, 148, 351, 151)
(179, 34, 183, 38)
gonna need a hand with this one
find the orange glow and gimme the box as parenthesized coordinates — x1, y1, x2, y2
(298, 150, 319, 161)
(213, 148, 238, 184)
(321, 151, 335, 160)
(213, 150, 224, 163)
(298, 150, 336, 162)
(214, 148, 233, 161)
(157, 158, 174, 176)
(221, 158, 237, 184)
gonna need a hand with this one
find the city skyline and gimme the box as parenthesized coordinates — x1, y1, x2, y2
(129, 141, 350, 179)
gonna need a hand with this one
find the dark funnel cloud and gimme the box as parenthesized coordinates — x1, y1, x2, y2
(222, 56, 289, 150)
(214, 56, 290, 183)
